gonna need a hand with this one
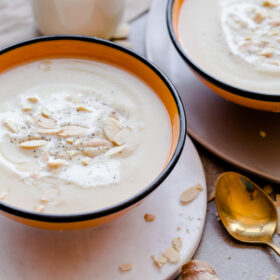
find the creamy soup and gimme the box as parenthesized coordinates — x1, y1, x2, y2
(178, 0, 280, 94)
(0, 59, 171, 214)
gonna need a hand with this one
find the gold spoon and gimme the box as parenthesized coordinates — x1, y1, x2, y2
(215, 172, 280, 256)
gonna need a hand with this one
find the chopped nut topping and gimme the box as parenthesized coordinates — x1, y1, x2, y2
(81, 138, 111, 148)
(119, 263, 133, 272)
(144, 213, 155, 222)
(67, 150, 79, 157)
(0, 191, 8, 200)
(22, 104, 33, 112)
(41, 108, 52, 118)
(263, 0, 278, 7)
(66, 138, 74, 144)
(47, 159, 66, 169)
(35, 115, 56, 129)
(151, 254, 168, 268)
(58, 125, 88, 137)
(2, 119, 18, 133)
(82, 147, 108, 158)
(253, 11, 264, 24)
(162, 248, 180, 263)
(259, 48, 273, 57)
(103, 117, 120, 141)
(76, 105, 92, 112)
(37, 128, 62, 135)
(19, 140, 48, 149)
(112, 127, 131, 146)
(27, 96, 39, 103)
(172, 237, 183, 251)
(180, 183, 203, 204)
(81, 159, 89, 166)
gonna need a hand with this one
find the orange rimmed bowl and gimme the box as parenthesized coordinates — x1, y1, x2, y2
(167, 0, 280, 112)
(0, 36, 186, 230)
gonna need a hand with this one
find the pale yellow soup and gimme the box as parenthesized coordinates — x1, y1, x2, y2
(0, 59, 171, 214)
(178, 0, 280, 94)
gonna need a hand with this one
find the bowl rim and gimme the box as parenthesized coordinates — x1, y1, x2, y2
(0, 35, 186, 223)
(166, 0, 280, 102)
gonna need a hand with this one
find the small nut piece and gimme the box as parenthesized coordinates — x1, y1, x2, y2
(172, 237, 183, 251)
(81, 138, 111, 148)
(162, 248, 180, 263)
(103, 117, 120, 141)
(37, 128, 62, 135)
(81, 159, 89, 166)
(119, 263, 133, 272)
(58, 125, 88, 137)
(82, 147, 108, 158)
(67, 150, 79, 157)
(47, 159, 66, 169)
(151, 254, 168, 268)
(144, 213, 155, 222)
(2, 119, 18, 133)
(76, 105, 92, 112)
(35, 115, 56, 129)
(22, 104, 33, 112)
(180, 184, 203, 204)
(19, 140, 48, 149)
(112, 127, 131, 146)
(41, 108, 52, 118)
(27, 96, 39, 103)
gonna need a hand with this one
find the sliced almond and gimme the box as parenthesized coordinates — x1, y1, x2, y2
(105, 145, 132, 158)
(58, 125, 88, 138)
(82, 147, 108, 158)
(35, 115, 56, 129)
(81, 138, 111, 148)
(103, 117, 120, 141)
(81, 159, 89, 166)
(27, 96, 39, 103)
(0, 191, 8, 200)
(37, 128, 61, 135)
(172, 237, 183, 251)
(162, 248, 180, 263)
(41, 188, 60, 203)
(2, 119, 18, 133)
(67, 150, 79, 157)
(119, 263, 133, 272)
(151, 254, 168, 268)
(47, 159, 66, 169)
(42, 108, 52, 118)
(180, 184, 203, 204)
(19, 140, 48, 149)
(144, 213, 155, 222)
(22, 104, 33, 112)
(76, 105, 92, 112)
(66, 138, 74, 144)
(112, 127, 131, 145)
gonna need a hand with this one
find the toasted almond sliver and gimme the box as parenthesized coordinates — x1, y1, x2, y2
(151, 254, 168, 268)
(162, 248, 180, 263)
(81, 138, 111, 148)
(103, 117, 120, 141)
(0, 191, 8, 200)
(41, 188, 60, 203)
(35, 115, 56, 129)
(144, 213, 155, 222)
(119, 263, 133, 272)
(27, 96, 39, 103)
(66, 138, 74, 144)
(81, 159, 89, 166)
(37, 128, 62, 135)
(19, 140, 48, 149)
(76, 105, 92, 112)
(47, 159, 66, 169)
(58, 125, 88, 138)
(180, 184, 203, 204)
(22, 104, 33, 112)
(42, 108, 52, 118)
(105, 145, 132, 158)
(112, 127, 131, 146)
(83, 147, 108, 158)
(172, 237, 183, 251)
(2, 119, 18, 133)
(67, 150, 79, 157)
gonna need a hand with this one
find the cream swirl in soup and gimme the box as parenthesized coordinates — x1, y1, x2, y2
(0, 59, 171, 214)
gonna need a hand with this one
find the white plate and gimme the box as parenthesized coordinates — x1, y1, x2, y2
(0, 135, 206, 280)
(146, 0, 280, 183)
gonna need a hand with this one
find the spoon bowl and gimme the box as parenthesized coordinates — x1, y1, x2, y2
(215, 172, 280, 256)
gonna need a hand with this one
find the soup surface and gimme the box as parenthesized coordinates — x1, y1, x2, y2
(0, 59, 171, 214)
(178, 0, 280, 94)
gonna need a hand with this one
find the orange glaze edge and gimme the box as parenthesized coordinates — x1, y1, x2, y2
(171, 0, 280, 111)
(0, 38, 181, 229)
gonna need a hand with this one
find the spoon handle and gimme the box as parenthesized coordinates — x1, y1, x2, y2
(267, 242, 280, 256)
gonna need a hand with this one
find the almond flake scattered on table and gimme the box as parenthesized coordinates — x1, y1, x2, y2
(151, 254, 168, 268)
(162, 247, 180, 264)
(172, 237, 183, 251)
(119, 262, 133, 272)
(144, 213, 155, 222)
(180, 183, 203, 204)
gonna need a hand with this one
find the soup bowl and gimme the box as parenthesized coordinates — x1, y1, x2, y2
(0, 36, 186, 230)
(167, 0, 280, 112)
